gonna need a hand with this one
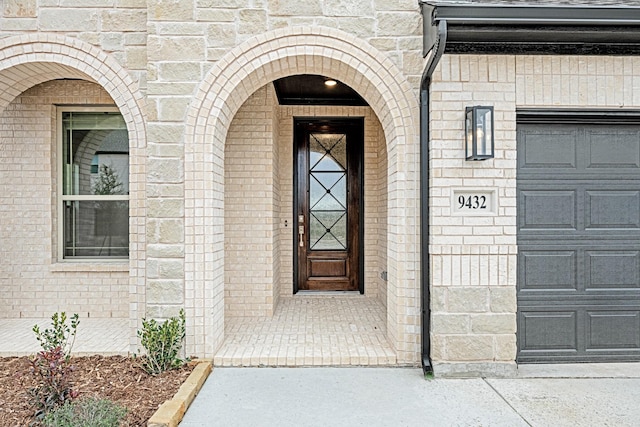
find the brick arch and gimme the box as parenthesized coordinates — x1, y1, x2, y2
(185, 27, 420, 363)
(0, 34, 147, 352)
(0, 34, 146, 148)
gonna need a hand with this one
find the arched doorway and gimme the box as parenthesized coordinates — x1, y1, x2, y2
(185, 27, 421, 364)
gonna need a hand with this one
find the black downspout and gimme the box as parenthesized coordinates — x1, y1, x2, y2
(420, 19, 447, 375)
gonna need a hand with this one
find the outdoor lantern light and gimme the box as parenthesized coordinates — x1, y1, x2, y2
(465, 106, 494, 161)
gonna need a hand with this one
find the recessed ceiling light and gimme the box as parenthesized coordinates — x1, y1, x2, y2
(324, 79, 337, 87)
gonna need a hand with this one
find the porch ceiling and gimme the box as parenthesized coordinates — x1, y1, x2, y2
(273, 74, 368, 106)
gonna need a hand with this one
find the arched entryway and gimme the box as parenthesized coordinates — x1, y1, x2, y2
(184, 27, 420, 364)
(0, 34, 146, 353)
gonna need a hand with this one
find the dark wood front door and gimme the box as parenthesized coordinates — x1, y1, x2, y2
(294, 118, 363, 292)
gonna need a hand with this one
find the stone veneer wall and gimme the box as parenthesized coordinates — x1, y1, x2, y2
(1, 1, 638, 370)
(429, 54, 640, 376)
(0, 80, 129, 319)
(153, 3, 424, 360)
(0, 0, 147, 93)
(2, 0, 424, 362)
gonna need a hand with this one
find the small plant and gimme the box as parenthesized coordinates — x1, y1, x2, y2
(42, 397, 126, 427)
(137, 309, 187, 375)
(29, 313, 80, 422)
(33, 312, 80, 360)
(29, 347, 78, 422)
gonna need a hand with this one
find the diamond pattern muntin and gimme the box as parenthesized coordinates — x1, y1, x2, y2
(310, 211, 347, 250)
(309, 133, 348, 250)
(310, 134, 346, 172)
(310, 173, 346, 211)
(308, 132, 348, 251)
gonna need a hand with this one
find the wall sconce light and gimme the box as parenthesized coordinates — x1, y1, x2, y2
(324, 78, 337, 87)
(465, 106, 494, 161)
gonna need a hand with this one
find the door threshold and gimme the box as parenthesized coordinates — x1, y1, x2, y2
(295, 290, 363, 297)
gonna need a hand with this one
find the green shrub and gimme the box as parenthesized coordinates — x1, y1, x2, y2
(32, 312, 80, 360)
(42, 397, 126, 427)
(29, 313, 80, 421)
(29, 347, 78, 422)
(137, 309, 187, 375)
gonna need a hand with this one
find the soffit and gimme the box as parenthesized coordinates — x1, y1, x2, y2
(273, 75, 368, 106)
(421, 1, 640, 55)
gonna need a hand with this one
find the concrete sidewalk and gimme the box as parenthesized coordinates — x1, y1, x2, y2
(180, 366, 640, 427)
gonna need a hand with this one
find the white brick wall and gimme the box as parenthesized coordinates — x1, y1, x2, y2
(0, 0, 638, 368)
(183, 27, 420, 360)
(224, 84, 279, 317)
(2, 1, 426, 363)
(224, 86, 389, 316)
(430, 54, 640, 373)
(0, 80, 129, 319)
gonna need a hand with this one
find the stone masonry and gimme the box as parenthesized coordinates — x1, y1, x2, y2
(0, 1, 423, 365)
(429, 54, 640, 376)
(1, 0, 637, 372)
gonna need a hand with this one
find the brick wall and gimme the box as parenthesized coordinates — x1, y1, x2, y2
(1, 1, 424, 361)
(0, 80, 129, 319)
(224, 87, 389, 315)
(0, 0, 147, 92)
(224, 84, 279, 317)
(429, 54, 640, 375)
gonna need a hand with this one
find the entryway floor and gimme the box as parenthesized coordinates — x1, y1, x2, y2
(214, 295, 396, 366)
(0, 318, 129, 357)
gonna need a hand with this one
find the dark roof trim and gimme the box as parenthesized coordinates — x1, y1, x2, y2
(420, 2, 640, 56)
(517, 109, 640, 125)
(428, 3, 640, 26)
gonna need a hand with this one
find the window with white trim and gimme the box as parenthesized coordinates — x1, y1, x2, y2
(59, 108, 129, 259)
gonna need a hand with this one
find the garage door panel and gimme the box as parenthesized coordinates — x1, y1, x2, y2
(586, 129, 640, 169)
(586, 251, 640, 290)
(517, 120, 640, 363)
(518, 128, 578, 171)
(518, 306, 640, 362)
(519, 190, 577, 230)
(519, 311, 578, 351)
(519, 250, 577, 291)
(585, 191, 640, 229)
(586, 311, 640, 350)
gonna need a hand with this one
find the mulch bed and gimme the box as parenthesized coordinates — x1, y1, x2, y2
(0, 355, 195, 426)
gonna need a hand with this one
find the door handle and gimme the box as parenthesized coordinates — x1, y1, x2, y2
(299, 225, 304, 247)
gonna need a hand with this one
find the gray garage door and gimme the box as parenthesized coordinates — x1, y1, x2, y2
(517, 116, 640, 363)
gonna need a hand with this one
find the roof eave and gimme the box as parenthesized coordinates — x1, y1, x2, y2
(425, 2, 640, 26)
(420, 2, 640, 56)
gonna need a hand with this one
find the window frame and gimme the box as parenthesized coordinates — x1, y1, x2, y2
(56, 106, 130, 262)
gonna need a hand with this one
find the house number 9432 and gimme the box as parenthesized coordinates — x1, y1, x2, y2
(458, 195, 486, 209)
(452, 189, 495, 215)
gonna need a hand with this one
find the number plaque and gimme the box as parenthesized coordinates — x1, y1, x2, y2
(451, 189, 496, 215)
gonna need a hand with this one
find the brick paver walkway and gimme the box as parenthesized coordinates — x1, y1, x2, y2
(0, 318, 129, 356)
(214, 295, 396, 366)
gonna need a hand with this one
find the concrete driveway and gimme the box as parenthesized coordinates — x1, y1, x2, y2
(180, 366, 640, 426)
